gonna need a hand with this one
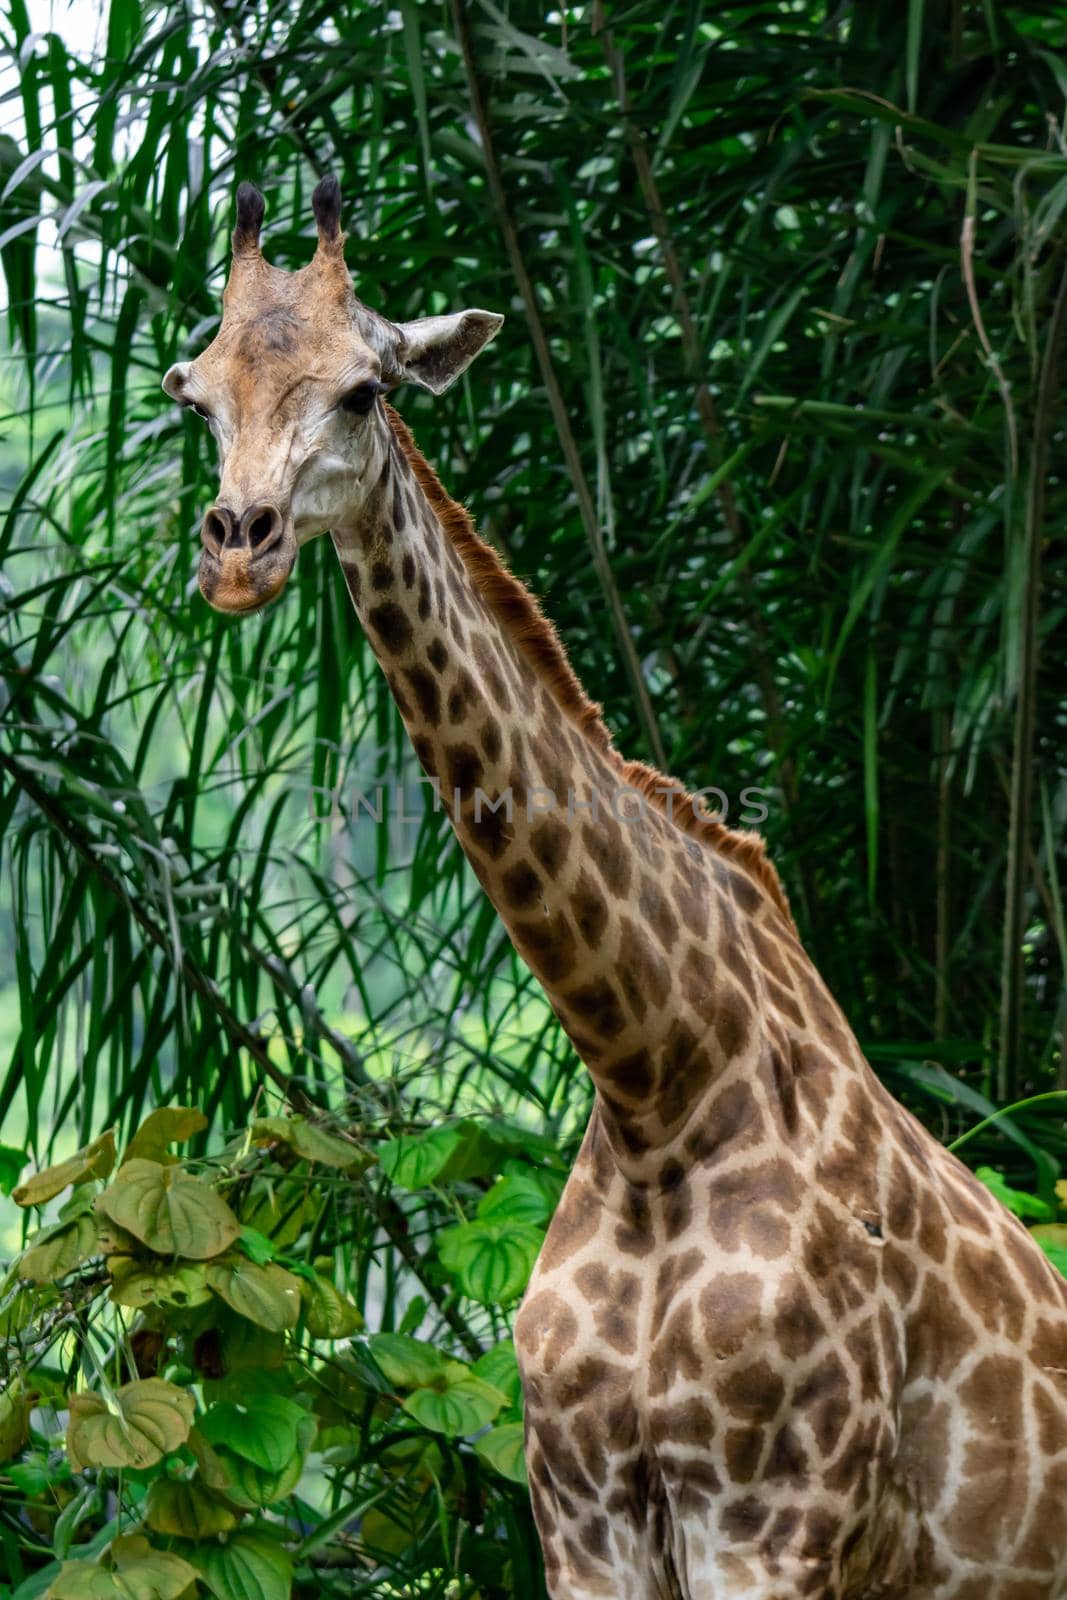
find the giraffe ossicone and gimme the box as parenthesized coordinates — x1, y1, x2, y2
(165, 178, 1067, 1600)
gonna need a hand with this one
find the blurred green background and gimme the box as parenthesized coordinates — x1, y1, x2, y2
(2, 0, 1065, 1167)
(1, 0, 1066, 1592)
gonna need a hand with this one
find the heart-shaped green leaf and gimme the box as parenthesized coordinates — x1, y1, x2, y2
(187, 1426, 234, 1491)
(96, 1213, 142, 1257)
(109, 1256, 211, 1309)
(19, 1215, 99, 1283)
(46, 1535, 197, 1600)
(199, 1393, 306, 1473)
(14, 1132, 116, 1207)
(145, 1476, 239, 1539)
(0, 1382, 33, 1462)
(218, 1413, 316, 1509)
(193, 1527, 293, 1600)
(477, 1172, 559, 1226)
(302, 1274, 363, 1339)
(471, 1340, 523, 1411)
(377, 1125, 463, 1189)
(474, 1420, 528, 1484)
(97, 1160, 240, 1259)
(437, 1219, 543, 1305)
(367, 1332, 448, 1389)
(401, 1363, 506, 1437)
(205, 1257, 301, 1330)
(57, 1185, 98, 1223)
(66, 1379, 194, 1471)
(251, 1115, 362, 1169)
(124, 1107, 208, 1166)
(238, 1227, 276, 1265)
(377, 1120, 501, 1190)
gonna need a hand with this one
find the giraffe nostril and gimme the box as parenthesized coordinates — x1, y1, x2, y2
(247, 510, 275, 549)
(239, 502, 283, 556)
(201, 507, 234, 555)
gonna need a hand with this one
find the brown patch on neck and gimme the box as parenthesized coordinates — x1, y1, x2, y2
(386, 406, 794, 928)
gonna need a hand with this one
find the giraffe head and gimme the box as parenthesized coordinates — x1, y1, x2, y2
(162, 177, 502, 614)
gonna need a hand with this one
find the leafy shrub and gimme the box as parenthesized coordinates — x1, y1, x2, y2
(0, 1104, 559, 1598)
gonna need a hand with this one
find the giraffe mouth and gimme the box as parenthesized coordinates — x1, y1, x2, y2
(198, 540, 297, 615)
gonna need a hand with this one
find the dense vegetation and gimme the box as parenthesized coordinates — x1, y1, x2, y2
(0, 1, 1066, 1595)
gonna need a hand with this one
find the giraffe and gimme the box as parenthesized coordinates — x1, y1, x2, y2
(163, 177, 1067, 1599)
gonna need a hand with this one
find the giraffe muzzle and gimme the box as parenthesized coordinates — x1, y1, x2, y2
(198, 501, 296, 614)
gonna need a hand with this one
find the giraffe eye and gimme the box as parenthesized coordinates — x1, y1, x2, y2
(340, 381, 385, 416)
(182, 399, 212, 422)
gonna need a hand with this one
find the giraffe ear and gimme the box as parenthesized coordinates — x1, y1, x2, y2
(387, 309, 503, 396)
(161, 361, 192, 402)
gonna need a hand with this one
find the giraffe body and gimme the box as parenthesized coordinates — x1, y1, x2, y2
(166, 179, 1067, 1600)
(521, 1085, 1067, 1598)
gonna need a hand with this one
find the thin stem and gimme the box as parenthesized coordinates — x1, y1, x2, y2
(947, 1090, 1067, 1155)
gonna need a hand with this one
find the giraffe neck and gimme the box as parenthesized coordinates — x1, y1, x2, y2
(330, 407, 794, 1174)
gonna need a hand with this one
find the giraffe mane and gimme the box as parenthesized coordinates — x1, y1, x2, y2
(388, 406, 795, 928)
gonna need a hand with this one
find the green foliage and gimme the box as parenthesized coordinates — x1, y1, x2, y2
(1031, 1227, 1067, 1278)
(1, 0, 1067, 1595)
(0, 1102, 543, 1597)
(49, 1536, 198, 1600)
(437, 1219, 545, 1307)
(975, 1165, 1056, 1221)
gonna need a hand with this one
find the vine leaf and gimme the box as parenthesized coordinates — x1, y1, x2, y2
(66, 1379, 194, 1471)
(477, 1171, 559, 1226)
(377, 1121, 500, 1189)
(123, 1106, 208, 1166)
(205, 1257, 302, 1330)
(199, 1393, 307, 1473)
(14, 1131, 116, 1207)
(401, 1363, 506, 1437)
(109, 1257, 211, 1310)
(193, 1528, 293, 1600)
(367, 1332, 447, 1388)
(471, 1340, 522, 1411)
(145, 1476, 239, 1539)
(437, 1218, 544, 1305)
(251, 1114, 363, 1169)
(96, 1159, 240, 1259)
(302, 1273, 363, 1339)
(220, 1413, 317, 1509)
(474, 1420, 528, 1484)
(187, 1426, 234, 1491)
(19, 1214, 99, 1283)
(46, 1535, 197, 1600)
